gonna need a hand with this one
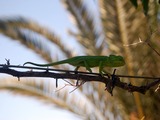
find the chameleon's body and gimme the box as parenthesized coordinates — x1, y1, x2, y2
(24, 55, 125, 75)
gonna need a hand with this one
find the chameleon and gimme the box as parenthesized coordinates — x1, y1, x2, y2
(23, 55, 125, 75)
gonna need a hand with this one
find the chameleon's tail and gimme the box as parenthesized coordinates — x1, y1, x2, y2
(23, 59, 69, 67)
(23, 62, 50, 67)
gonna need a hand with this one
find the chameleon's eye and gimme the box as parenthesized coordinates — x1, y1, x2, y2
(117, 57, 125, 66)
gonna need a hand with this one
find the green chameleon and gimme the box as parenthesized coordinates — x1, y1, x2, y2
(23, 55, 125, 75)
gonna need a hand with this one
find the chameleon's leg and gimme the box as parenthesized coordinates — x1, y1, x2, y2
(74, 66, 80, 71)
(99, 61, 111, 77)
(102, 69, 112, 79)
(102, 69, 111, 76)
(84, 61, 92, 73)
(99, 61, 104, 76)
(74, 66, 80, 75)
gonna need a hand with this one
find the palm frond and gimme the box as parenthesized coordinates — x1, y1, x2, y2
(0, 78, 106, 120)
(0, 17, 72, 58)
(0, 22, 52, 62)
(0, 78, 72, 110)
(62, 0, 103, 55)
(99, 0, 160, 119)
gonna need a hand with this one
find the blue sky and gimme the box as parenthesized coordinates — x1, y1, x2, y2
(0, 0, 91, 119)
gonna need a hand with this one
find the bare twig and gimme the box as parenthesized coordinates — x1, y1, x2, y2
(0, 64, 160, 95)
(123, 33, 160, 57)
(147, 42, 160, 57)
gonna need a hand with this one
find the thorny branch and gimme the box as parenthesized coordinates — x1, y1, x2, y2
(0, 64, 160, 95)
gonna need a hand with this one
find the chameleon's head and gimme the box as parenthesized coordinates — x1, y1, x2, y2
(108, 55, 125, 67)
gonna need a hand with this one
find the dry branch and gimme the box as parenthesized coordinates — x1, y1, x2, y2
(0, 64, 159, 95)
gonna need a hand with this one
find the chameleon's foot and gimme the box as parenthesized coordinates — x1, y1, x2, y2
(101, 73, 112, 79)
(101, 69, 112, 78)
(74, 66, 80, 74)
(99, 72, 109, 77)
(74, 70, 78, 74)
(99, 72, 104, 77)
(106, 73, 111, 78)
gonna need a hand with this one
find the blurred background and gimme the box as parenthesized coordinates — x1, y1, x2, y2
(0, 0, 160, 120)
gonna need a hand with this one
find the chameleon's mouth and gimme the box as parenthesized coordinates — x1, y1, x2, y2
(112, 61, 125, 67)
(118, 61, 125, 66)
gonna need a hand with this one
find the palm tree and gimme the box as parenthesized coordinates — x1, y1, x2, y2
(0, 0, 160, 119)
